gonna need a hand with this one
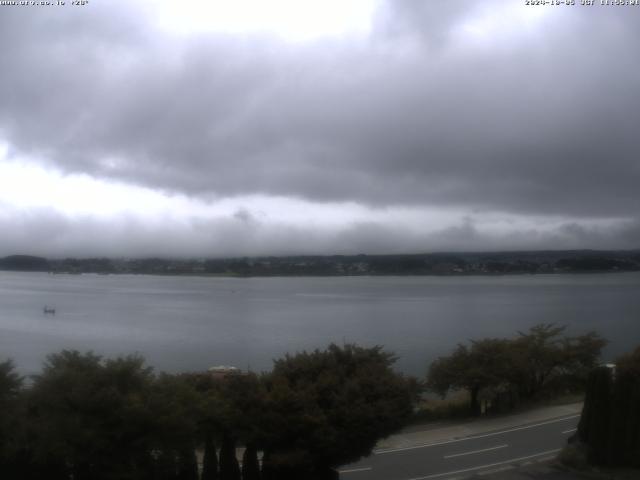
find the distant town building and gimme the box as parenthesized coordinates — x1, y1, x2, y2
(208, 365, 244, 380)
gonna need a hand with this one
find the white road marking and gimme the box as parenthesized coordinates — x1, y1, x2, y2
(376, 415, 579, 454)
(406, 448, 562, 480)
(339, 467, 372, 474)
(443, 444, 508, 459)
(562, 428, 577, 434)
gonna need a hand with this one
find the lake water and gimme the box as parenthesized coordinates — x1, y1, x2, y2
(1, 271, 639, 377)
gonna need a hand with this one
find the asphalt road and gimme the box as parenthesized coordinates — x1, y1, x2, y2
(339, 414, 580, 480)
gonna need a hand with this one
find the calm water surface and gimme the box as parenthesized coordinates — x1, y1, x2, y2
(1, 272, 639, 376)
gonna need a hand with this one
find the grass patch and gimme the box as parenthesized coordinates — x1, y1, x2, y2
(409, 391, 471, 424)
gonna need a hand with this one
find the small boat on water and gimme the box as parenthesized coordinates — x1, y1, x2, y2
(43, 306, 56, 315)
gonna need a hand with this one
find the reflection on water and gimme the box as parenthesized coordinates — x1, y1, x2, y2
(1, 271, 639, 376)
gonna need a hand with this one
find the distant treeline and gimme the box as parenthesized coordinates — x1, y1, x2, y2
(1, 250, 640, 276)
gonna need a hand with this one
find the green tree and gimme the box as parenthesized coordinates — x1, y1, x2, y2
(241, 444, 261, 480)
(577, 366, 613, 465)
(181, 372, 222, 480)
(176, 447, 198, 480)
(428, 339, 512, 415)
(579, 346, 640, 468)
(27, 351, 157, 480)
(560, 331, 609, 386)
(511, 324, 606, 399)
(201, 433, 219, 480)
(260, 344, 415, 478)
(191, 371, 266, 480)
(610, 346, 640, 467)
(0, 359, 24, 477)
(0, 359, 21, 398)
(428, 324, 607, 415)
(147, 373, 203, 480)
(219, 434, 241, 480)
(578, 347, 640, 468)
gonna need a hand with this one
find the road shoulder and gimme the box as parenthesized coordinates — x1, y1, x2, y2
(376, 403, 583, 453)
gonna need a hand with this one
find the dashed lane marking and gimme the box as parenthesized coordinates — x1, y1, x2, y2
(405, 448, 562, 480)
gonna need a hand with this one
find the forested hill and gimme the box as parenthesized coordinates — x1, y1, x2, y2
(1, 250, 640, 276)
(0, 255, 50, 272)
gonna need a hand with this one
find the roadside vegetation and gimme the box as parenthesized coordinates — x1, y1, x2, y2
(0, 344, 417, 480)
(559, 345, 640, 474)
(0, 324, 621, 479)
(425, 324, 606, 417)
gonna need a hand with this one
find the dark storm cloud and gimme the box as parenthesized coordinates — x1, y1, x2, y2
(1, 0, 640, 220)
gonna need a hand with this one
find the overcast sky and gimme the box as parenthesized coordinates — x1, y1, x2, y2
(0, 0, 639, 257)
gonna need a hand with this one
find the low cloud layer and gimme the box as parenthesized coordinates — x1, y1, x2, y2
(0, 1, 638, 256)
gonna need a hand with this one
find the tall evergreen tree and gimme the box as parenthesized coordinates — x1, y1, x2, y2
(608, 347, 640, 467)
(578, 366, 613, 465)
(176, 446, 199, 480)
(201, 435, 219, 480)
(577, 346, 640, 468)
(219, 434, 241, 480)
(0, 360, 25, 480)
(156, 450, 179, 480)
(241, 443, 261, 480)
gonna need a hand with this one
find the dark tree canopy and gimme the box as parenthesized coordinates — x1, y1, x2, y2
(0, 360, 23, 471)
(577, 346, 640, 468)
(428, 324, 607, 414)
(261, 343, 416, 473)
(428, 339, 512, 415)
(0, 359, 22, 399)
(27, 351, 158, 480)
(0, 343, 418, 479)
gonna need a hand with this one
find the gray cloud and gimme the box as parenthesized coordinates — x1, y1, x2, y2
(374, 0, 477, 44)
(1, 1, 639, 255)
(1, 205, 639, 258)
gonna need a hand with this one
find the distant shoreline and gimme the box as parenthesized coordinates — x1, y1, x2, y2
(34, 269, 640, 278)
(1, 249, 639, 278)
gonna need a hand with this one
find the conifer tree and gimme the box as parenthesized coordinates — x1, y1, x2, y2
(219, 434, 241, 480)
(177, 446, 199, 480)
(202, 435, 219, 480)
(578, 366, 613, 465)
(241, 444, 261, 480)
